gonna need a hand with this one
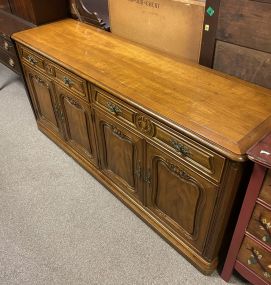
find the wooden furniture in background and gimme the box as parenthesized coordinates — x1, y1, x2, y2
(0, 0, 69, 77)
(7, 0, 68, 25)
(12, 19, 271, 274)
(0, 0, 11, 11)
(200, 0, 271, 89)
(221, 133, 271, 284)
(0, 9, 34, 75)
(70, 0, 110, 30)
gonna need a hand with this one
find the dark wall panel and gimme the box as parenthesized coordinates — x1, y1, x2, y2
(214, 41, 271, 89)
(217, 0, 271, 53)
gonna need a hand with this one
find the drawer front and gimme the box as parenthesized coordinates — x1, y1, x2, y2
(238, 236, 271, 282)
(0, 36, 16, 56)
(20, 46, 45, 71)
(259, 169, 271, 206)
(92, 85, 137, 127)
(92, 84, 225, 182)
(247, 203, 271, 246)
(0, 48, 20, 73)
(18, 45, 89, 101)
(54, 65, 88, 100)
(153, 124, 225, 182)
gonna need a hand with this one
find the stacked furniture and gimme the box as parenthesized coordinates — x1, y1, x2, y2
(0, 0, 68, 76)
(221, 133, 271, 284)
(0, 9, 34, 74)
(12, 19, 271, 274)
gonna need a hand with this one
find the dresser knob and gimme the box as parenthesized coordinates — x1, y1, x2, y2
(27, 55, 38, 65)
(107, 102, 122, 115)
(171, 139, 191, 157)
(8, 58, 15, 67)
(3, 41, 10, 51)
(63, 76, 73, 87)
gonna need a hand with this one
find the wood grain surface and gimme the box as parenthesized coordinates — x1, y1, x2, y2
(12, 19, 271, 156)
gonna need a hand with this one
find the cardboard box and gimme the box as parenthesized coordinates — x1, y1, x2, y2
(109, 0, 205, 62)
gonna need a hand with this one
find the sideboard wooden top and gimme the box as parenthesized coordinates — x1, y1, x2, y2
(12, 19, 271, 157)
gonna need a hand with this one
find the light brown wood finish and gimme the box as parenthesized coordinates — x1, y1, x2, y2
(12, 19, 271, 275)
(12, 19, 271, 157)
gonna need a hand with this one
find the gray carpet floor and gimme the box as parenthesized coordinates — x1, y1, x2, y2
(0, 63, 248, 285)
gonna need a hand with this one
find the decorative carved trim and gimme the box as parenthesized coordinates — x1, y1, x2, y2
(44, 62, 55, 76)
(33, 75, 49, 89)
(135, 114, 155, 137)
(111, 126, 128, 140)
(64, 96, 82, 109)
(165, 160, 193, 182)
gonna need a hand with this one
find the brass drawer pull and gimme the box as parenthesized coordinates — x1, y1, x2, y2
(259, 216, 271, 244)
(8, 58, 15, 67)
(27, 55, 38, 65)
(3, 41, 10, 51)
(144, 170, 151, 184)
(107, 102, 122, 116)
(63, 76, 73, 87)
(171, 139, 191, 157)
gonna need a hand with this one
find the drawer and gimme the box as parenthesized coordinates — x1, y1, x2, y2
(0, 48, 20, 73)
(91, 85, 137, 127)
(0, 36, 16, 56)
(247, 203, 271, 246)
(54, 65, 88, 100)
(153, 124, 225, 182)
(20, 46, 45, 71)
(237, 236, 271, 282)
(259, 169, 271, 206)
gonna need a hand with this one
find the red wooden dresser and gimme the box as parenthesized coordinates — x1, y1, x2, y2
(221, 133, 271, 284)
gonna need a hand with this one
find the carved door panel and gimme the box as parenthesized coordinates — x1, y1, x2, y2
(94, 108, 144, 203)
(145, 143, 218, 252)
(24, 65, 62, 137)
(56, 85, 97, 166)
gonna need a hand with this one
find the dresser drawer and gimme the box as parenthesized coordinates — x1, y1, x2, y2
(259, 169, 271, 206)
(0, 48, 20, 73)
(237, 236, 271, 282)
(20, 46, 45, 71)
(0, 36, 16, 56)
(153, 124, 226, 182)
(247, 203, 271, 246)
(54, 65, 88, 100)
(91, 85, 137, 127)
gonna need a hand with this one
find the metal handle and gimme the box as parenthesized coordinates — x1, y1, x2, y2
(63, 76, 73, 87)
(144, 169, 151, 184)
(171, 139, 190, 157)
(135, 161, 142, 178)
(27, 55, 37, 65)
(3, 41, 10, 51)
(8, 58, 15, 67)
(107, 102, 122, 116)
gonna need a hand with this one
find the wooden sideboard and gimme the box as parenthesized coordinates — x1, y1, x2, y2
(12, 19, 271, 275)
(221, 133, 271, 284)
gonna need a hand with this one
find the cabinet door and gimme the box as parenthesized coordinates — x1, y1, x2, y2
(94, 108, 144, 203)
(56, 85, 97, 166)
(145, 143, 218, 252)
(24, 65, 62, 137)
